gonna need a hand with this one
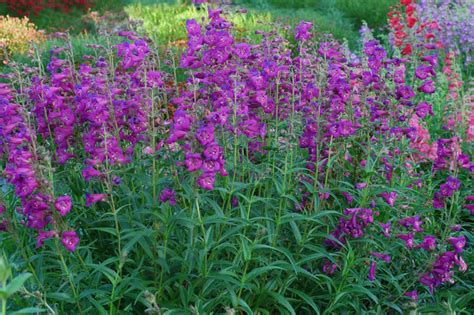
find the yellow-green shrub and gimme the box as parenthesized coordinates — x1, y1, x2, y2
(0, 16, 45, 61)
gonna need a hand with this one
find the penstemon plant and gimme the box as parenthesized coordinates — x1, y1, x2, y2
(0, 1, 472, 313)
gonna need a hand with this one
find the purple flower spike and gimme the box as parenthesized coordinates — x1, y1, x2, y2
(294, 21, 313, 42)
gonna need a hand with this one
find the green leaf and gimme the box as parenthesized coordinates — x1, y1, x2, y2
(11, 307, 46, 314)
(4, 273, 32, 297)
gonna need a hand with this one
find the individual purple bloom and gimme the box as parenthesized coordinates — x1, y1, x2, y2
(397, 233, 415, 249)
(455, 255, 467, 272)
(54, 195, 72, 217)
(36, 230, 57, 248)
(294, 21, 313, 42)
(404, 290, 418, 301)
(433, 192, 445, 209)
(355, 182, 367, 190)
(379, 221, 391, 237)
(415, 102, 434, 119)
(368, 261, 376, 281)
(421, 54, 437, 67)
(82, 166, 101, 182)
(184, 153, 203, 172)
(233, 43, 251, 59)
(417, 235, 437, 251)
(147, 71, 164, 88)
(195, 126, 215, 146)
(159, 188, 176, 206)
(371, 252, 391, 263)
(449, 236, 466, 253)
(231, 197, 239, 207)
(446, 176, 461, 191)
(417, 80, 435, 94)
(451, 224, 461, 232)
(464, 204, 474, 215)
(202, 159, 220, 173)
(380, 191, 397, 207)
(415, 65, 435, 80)
(399, 216, 423, 232)
(396, 85, 415, 100)
(0, 204, 5, 215)
(61, 231, 79, 252)
(322, 260, 338, 275)
(85, 194, 107, 207)
(341, 192, 353, 204)
(439, 183, 454, 197)
(197, 173, 215, 190)
(203, 144, 221, 160)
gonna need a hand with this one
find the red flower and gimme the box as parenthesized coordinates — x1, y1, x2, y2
(401, 0, 413, 5)
(407, 16, 417, 28)
(401, 43, 412, 55)
(405, 5, 415, 16)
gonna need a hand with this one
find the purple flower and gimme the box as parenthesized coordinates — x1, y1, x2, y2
(446, 176, 461, 191)
(322, 260, 338, 275)
(449, 236, 466, 253)
(203, 144, 221, 160)
(439, 183, 454, 197)
(415, 102, 433, 119)
(85, 194, 107, 207)
(417, 235, 437, 251)
(371, 252, 391, 263)
(160, 188, 176, 206)
(36, 230, 57, 248)
(184, 153, 203, 172)
(399, 216, 423, 232)
(55, 195, 72, 216)
(379, 221, 391, 237)
(61, 231, 79, 252)
(82, 166, 102, 182)
(197, 173, 215, 190)
(355, 182, 367, 190)
(404, 290, 418, 301)
(397, 233, 415, 249)
(341, 192, 353, 204)
(294, 21, 313, 42)
(195, 126, 215, 146)
(380, 191, 397, 207)
(368, 261, 376, 281)
(396, 85, 415, 100)
(415, 65, 435, 80)
(417, 80, 435, 94)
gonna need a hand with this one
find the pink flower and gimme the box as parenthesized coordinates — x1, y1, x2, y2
(55, 195, 72, 216)
(61, 231, 79, 252)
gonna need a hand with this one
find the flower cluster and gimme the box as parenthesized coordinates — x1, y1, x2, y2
(1, 0, 92, 16)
